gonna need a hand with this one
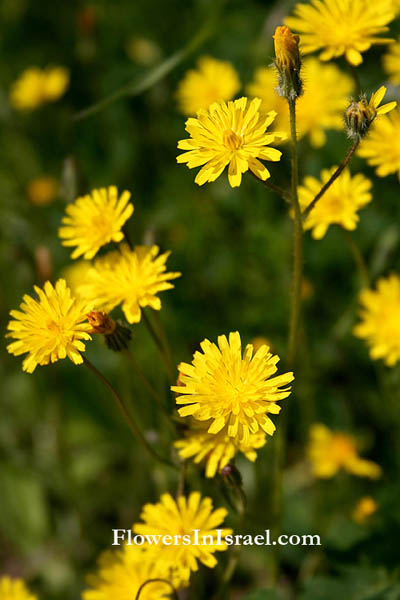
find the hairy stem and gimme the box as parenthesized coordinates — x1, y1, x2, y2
(135, 579, 178, 600)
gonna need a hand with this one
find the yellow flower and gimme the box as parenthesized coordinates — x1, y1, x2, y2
(298, 167, 372, 239)
(27, 176, 58, 206)
(383, 38, 400, 85)
(176, 56, 240, 116)
(358, 108, 400, 179)
(78, 244, 180, 324)
(247, 58, 353, 147)
(134, 492, 232, 583)
(0, 576, 37, 600)
(352, 496, 378, 523)
(61, 260, 92, 297)
(285, 0, 394, 66)
(308, 424, 382, 479)
(82, 546, 176, 600)
(59, 186, 134, 260)
(251, 336, 272, 352)
(171, 332, 294, 444)
(10, 66, 69, 110)
(175, 425, 266, 478)
(176, 97, 286, 187)
(354, 274, 400, 366)
(6, 279, 92, 373)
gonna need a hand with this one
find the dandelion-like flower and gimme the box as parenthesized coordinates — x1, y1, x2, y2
(358, 109, 400, 178)
(134, 492, 232, 583)
(78, 244, 180, 324)
(10, 66, 69, 110)
(176, 56, 240, 116)
(352, 496, 378, 523)
(308, 424, 382, 479)
(247, 58, 354, 147)
(27, 176, 58, 206)
(354, 274, 400, 366)
(177, 97, 286, 187)
(62, 259, 92, 297)
(175, 425, 266, 478)
(171, 332, 294, 444)
(6, 279, 92, 373)
(59, 186, 134, 260)
(298, 168, 372, 239)
(383, 38, 400, 85)
(0, 577, 37, 600)
(285, 0, 394, 66)
(82, 546, 176, 600)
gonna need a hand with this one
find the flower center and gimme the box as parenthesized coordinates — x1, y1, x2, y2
(222, 129, 243, 151)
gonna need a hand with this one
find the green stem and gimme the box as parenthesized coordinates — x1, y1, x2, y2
(342, 229, 370, 287)
(135, 579, 178, 600)
(152, 310, 176, 379)
(83, 357, 176, 469)
(249, 171, 292, 204)
(142, 310, 175, 382)
(302, 138, 360, 219)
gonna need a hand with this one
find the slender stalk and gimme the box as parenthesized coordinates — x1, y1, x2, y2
(83, 357, 176, 469)
(152, 310, 176, 379)
(302, 139, 360, 219)
(135, 579, 178, 600)
(342, 229, 370, 287)
(142, 310, 175, 382)
(123, 349, 177, 436)
(249, 171, 292, 204)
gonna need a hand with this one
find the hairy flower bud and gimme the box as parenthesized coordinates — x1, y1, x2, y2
(88, 310, 116, 335)
(273, 25, 303, 99)
(344, 87, 397, 140)
(88, 311, 132, 352)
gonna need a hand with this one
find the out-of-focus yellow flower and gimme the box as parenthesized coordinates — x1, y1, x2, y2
(10, 66, 69, 110)
(62, 260, 92, 297)
(0, 577, 37, 600)
(171, 332, 294, 445)
(391, 0, 400, 14)
(126, 37, 161, 65)
(354, 274, 400, 366)
(285, 0, 394, 66)
(383, 39, 400, 85)
(134, 492, 232, 584)
(59, 186, 134, 260)
(27, 176, 58, 206)
(82, 546, 177, 600)
(177, 97, 286, 187)
(308, 424, 382, 479)
(175, 425, 266, 477)
(176, 56, 240, 116)
(78, 244, 180, 324)
(251, 336, 272, 352)
(6, 279, 92, 373)
(352, 496, 378, 523)
(298, 168, 372, 239)
(358, 108, 400, 178)
(247, 58, 353, 147)
(345, 86, 397, 140)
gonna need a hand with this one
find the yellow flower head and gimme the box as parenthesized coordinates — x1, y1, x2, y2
(0, 577, 37, 600)
(247, 58, 353, 147)
(83, 546, 175, 600)
(285, 0, 394, 66)
(352, 496, 378, 523)
(298, 167, 372, 239)
(354, 274, 400, 366)
(174, 424, 266, 478)
(6, 279, 92, 373)
(177, 97, 286, 187)
(176, 56, 241, 116)
(77, 244, 180, 324)
(10, 66, 69, 110)
(308, 424, 382, 479)
(274, 26, 301, 72)
(133, 492, 232, 584)
(171, 332, 294, 444)
(383, 38, 400, 84)
(345, 86, 397, 139)
(61, 260, 92, 297)
(358, 108, 400, 179)
(59, 186, 134, 260)
(27, 176, 58, 206)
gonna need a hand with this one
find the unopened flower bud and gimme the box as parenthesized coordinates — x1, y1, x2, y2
(88, 311, 116, 335)
(87, 311, 132, 352)
(273, 25, 303, 100)
(344, 97, 372, 140)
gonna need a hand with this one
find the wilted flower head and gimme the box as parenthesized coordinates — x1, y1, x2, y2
(59, 186, 134, 260)
(0, 577, 37, 600)
(10, 66, 69, 110)
(177, 97, 286, 187)
(285, 0, 394, 66)
(176, 56, 240, 115)
(6, 279, 92, 373)
(273, 25, 302, 99)
(133, 492, 232, 583)
(171, 332, 294, 444)
(308, 424, 382, 479)
(345, 86, 397, 140)
(354, 274, 400, 366)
